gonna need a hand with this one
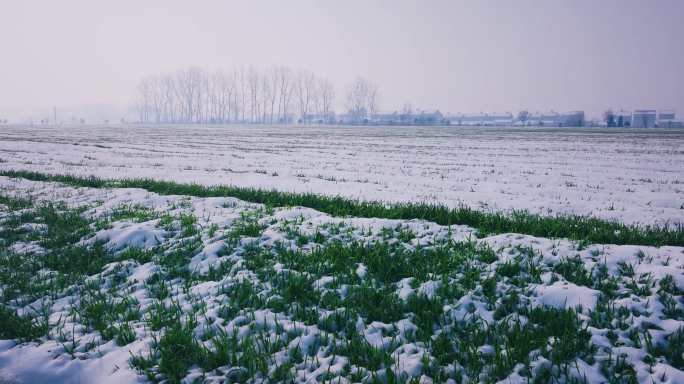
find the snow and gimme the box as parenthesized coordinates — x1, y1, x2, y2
(396, 278, 414, 300)
(127, 262, 158, 283)
(188, 240, 227, 273)
(534, 281, 600, 311)
(0, 125, 682, 227)
(92, 221, 165, 251)
(7, 241, 44, 255)
(391, 343, 427, 378)
(0, 339, 147, 384)
(355, 263, 368, 279)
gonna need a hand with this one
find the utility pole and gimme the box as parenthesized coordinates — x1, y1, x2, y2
(53, 106, 57, 126)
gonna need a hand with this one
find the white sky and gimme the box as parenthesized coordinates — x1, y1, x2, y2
(1, 0, 683, 121)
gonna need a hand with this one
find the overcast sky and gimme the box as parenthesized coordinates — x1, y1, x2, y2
(1, 0, 683, 121)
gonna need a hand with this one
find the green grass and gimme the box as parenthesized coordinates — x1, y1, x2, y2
(2, 169, 682, 246)
(107, 204, 158, 223)
(2, 174, 683, 383)
(0, 194, 33, 211)
(655, 327, 684, 369)
(0, 305, 48, 342)
(0, 198, 113, 305)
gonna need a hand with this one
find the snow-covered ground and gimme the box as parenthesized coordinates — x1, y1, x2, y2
(0, 125, 682, 227)
(1, 176, 683, 383)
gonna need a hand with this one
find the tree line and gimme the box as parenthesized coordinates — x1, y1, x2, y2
(134, 66, 379, 124)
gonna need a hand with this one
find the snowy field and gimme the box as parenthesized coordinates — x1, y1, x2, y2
(1, 125, 683, 383)
(0, 176, 683, 383)
(0, 125, 682, 227)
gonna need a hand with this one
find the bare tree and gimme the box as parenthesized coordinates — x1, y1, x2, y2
(318, 78, 335, 122)
(216, 70, 234, 123)
(247, 66, 260, 123)
(160, 75, 176, 123)
(259, 74, 273, 124)
(174, 67, 204, 123)
(345, 77, 379, 123)
(236, 67, 247, 123)
(295, 70, 317, 121)
(345, 78, 367, 121)
(135, 77, 154, 123)
(133, 65, 338, 125)
(400, 102, 413, 124)
(277, 66, 293, 123)
(268, 67, 280, 123)
(367, 82, 379, 117)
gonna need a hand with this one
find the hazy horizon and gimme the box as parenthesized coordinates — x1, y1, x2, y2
(2, 0, 683, 122)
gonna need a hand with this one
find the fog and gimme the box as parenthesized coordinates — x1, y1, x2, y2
(1, 0, 683, 122)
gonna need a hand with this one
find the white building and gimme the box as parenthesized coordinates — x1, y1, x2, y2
(632, 110, 657, 128)
(486, 113, 514, 126)
(526, 112, 559, 126)
(370, 109, 444, 125)
(657, 110, 682, 127)
(447, 113, 512, 126)
(526, 111, 585, 126)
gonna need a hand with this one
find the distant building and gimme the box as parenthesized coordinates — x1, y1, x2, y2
(558, 111, 585, 127)
(446, 113, 479, 126)
(632, 110, 657, 128)
(657, 110, 682, 127)
(526, 112, 557, 126)
(539, 113, 560, 126)
(447, 113, 512, 126)
(370, 109, 444, 125)
(510, 111, 585, 126)
(486, 113, 514, 126)
(658, 109, 676, 121)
